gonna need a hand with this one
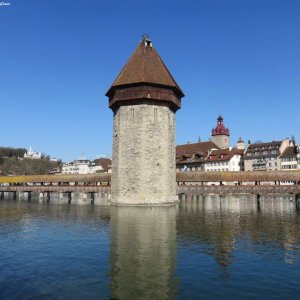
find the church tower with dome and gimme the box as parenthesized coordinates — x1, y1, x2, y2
(211, 115, 230, 149)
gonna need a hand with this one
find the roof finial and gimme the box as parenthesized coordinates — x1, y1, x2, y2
(142, 33, 150, 40)
(142, 33, 152, 47)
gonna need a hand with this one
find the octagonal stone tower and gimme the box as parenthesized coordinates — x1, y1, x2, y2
(106, 36, 184, 205)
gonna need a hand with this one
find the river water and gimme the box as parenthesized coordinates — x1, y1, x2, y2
(0, 194, 300, 299)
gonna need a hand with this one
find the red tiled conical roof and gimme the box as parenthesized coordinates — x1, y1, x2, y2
(212, 115, 230, 136)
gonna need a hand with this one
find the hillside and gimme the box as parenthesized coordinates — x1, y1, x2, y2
(0, 147, 61, 175)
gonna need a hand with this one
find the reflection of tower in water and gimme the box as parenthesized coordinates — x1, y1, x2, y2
(110, 206, 177, 300)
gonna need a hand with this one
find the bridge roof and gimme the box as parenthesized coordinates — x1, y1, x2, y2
(0, 174, 111, 184)
(176, 171, 300, 182)
(1, 171, 300, 184)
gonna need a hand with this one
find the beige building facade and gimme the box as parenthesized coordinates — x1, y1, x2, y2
(244, 139, 291, 171)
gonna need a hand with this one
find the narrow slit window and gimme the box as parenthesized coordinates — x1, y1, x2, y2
(154, 108, 158, 122)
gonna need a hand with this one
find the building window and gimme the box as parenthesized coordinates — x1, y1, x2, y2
(154, 108, 157, 122)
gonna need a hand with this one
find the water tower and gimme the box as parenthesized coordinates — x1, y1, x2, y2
(106, 36, 184, 205)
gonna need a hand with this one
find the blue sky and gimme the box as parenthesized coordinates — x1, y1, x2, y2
(1, 0, 299, 161)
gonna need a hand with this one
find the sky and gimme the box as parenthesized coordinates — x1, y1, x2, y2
(0, 0, 299, 162)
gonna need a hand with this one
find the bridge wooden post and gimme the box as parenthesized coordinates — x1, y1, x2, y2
(13, 191, 17, 200)
(91, 192, 95, 204)
(46, 191, 51, 202)
(220, 194, 223, 204)
(295, 194, 300, 210)
(0, 192, 4, 199)
(28, 191, 32, 201)
(256, 194, 261, 210)
(68, 192, 72, 204)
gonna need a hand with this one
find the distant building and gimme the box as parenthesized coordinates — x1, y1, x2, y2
(24, 147, 42, 159)
(236, 137, 245, 150)
(280, 143, 298, 170)
(61, 158, 112, 174)
(176, 141, 219, 171)
(204, 148, 244, 172)
(48, 167, 61, 175)
(50, 157, 59, 162)
(176, 116, 246, 172)
(211, 115, 230, 149)
(93, 158, 112, 173)
(244, 139, 290, 171)
(62, 159, 91, 174)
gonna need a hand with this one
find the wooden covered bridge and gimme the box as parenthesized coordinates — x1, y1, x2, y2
(0, 171, 300, 203)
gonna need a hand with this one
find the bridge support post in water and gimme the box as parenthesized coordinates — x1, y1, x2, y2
(219, 194, 224, 206)
(0, 192, 4, 199)
(178, 193, 185, 201)
(295, 194, 300, 210)
(67, 192, 72, 204)
(256, 194, 261, 210)
(46, 191, 51, 202)
(91, 192, 95, 204)
(28, 191, 31, 201)
(13, 191, 17, 200)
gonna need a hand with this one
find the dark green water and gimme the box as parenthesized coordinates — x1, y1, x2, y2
(0, 194, 300, 299)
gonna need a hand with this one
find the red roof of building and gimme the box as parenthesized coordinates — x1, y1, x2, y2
(206, 148, 244, 162)
(245, 141, 281, 158)
(177, 141, 219, 157)
(212, 115, 230, 136)
(280, 146, 297, 158)
(176, 141, 219, 164)
(93, 158, 112, 172)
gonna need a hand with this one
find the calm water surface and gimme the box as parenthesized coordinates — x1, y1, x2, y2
(0, 195, 300, 299)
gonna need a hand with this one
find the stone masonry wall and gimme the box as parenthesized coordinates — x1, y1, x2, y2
(212, 135, 230, 150)
(111, 104, 176, 205)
